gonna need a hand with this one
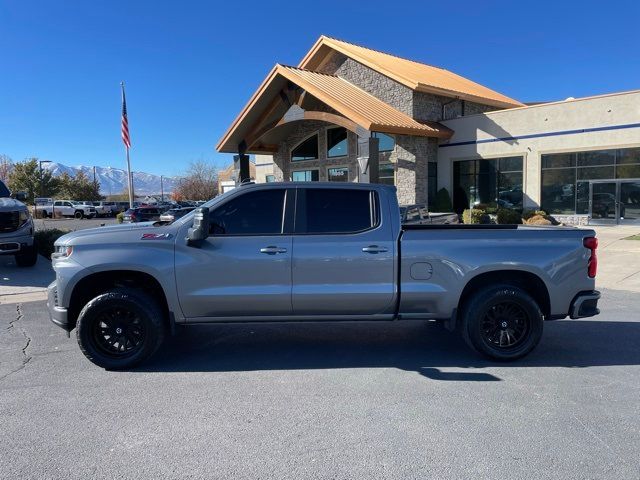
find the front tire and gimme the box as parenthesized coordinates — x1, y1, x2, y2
(74, 210, 83, 219)
(76, 289, 165, 369)
(15, 240, 38, 267)
(461, 284, 543, 361)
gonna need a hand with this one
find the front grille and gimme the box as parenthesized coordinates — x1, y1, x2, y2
(0, 242, 20, 252)
(0, 211, 19, 233)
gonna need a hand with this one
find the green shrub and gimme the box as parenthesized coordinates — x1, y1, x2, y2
(34, 229, 70, 259)
(496, 208, 522, 224)
(433, 188, 453, 212)
(463, 208, 487, 224)
(116, 212, 124, 224)
(522, 209, 547, 220)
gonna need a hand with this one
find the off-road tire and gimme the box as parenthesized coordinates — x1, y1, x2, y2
(15, 240, 38, 267)
(461, 284, 543, 361)
(76, 289, 165, 370)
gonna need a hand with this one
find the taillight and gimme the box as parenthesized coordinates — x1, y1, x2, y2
(584, 237, 598, 278)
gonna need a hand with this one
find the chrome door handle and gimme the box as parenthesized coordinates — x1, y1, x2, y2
(260, 246, 287, 255)
(362, 245, 388, 254)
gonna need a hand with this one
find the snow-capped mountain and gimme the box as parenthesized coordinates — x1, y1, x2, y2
(42, 162, 179, 196)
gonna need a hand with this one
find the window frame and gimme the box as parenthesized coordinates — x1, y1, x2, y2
(265, 174, 276, 183)
(290, 133, 319, 162)
(293, 187, 381, 236)
(326, 126, 349, 159)
(207, 187, 294, 237)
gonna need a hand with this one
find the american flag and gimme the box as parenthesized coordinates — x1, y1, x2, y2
(121, 83, 131, 149)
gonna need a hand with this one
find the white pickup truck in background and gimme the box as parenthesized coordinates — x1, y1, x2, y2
(41, 200, 97, 219)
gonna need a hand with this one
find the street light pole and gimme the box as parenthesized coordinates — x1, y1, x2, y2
(160, 175, 164, 203)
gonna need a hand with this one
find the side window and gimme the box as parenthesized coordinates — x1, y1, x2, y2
(405, 206, 421, 222)
(209, 189, 286, 235)
(65, 202, 73, 207)
(297, 189, 376, 234)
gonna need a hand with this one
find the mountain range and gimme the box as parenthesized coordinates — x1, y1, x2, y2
(42, 162, 179, 196)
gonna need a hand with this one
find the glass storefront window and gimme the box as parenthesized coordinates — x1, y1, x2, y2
(292, 170, 319, 182)
(428, 162, 437, 209)
(379, 162, 395, 185)
(453, 157, 523, 212)
(372, 132, 395, 152)
(291, 135, 318, 161)
(328, 167, 348, 182)
(327, 128, 348, 158)
(541, 147, 640, 214)
(265, 175, 275, 183)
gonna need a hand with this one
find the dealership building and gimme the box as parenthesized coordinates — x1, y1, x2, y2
(217, 36, 640, 225)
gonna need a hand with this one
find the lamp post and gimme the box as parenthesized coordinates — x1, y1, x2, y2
(38, 160, 52, 219)
(160, 175, 164, 203)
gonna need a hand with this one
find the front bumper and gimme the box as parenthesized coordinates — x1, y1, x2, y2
(569, 290, 601, 319)
(47, 281, 70, 331)
(0, 223, 34, 255)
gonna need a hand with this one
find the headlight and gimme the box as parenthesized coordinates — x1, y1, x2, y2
(53, 245, 73, 258)
(19, 210, 30, 226)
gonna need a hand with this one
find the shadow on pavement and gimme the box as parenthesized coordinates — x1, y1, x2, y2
(135, 318, 640, 381)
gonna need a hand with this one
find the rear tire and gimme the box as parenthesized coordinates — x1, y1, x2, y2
(76, 289, 165, 369)
(461, 284, 543, 361)
(15, 240, 38, 267)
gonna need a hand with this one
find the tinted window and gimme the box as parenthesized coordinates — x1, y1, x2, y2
(210, 189, 286, 235)
(298, 189, 375, 234)
(372, 132, 395, 152)
(292, 170, 319, 182)
(0, 180, 10, 197)
(328, 167, 348, 182)
(291, 135, 318, 161)
(327, 127, 348, 157)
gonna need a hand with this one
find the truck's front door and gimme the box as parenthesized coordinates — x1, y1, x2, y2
(175, 187, 293, 319)
(291, 187, 396, 316)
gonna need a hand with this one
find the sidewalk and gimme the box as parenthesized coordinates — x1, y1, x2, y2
(0, 255, 54, 305)
(591, 225, 640, 292)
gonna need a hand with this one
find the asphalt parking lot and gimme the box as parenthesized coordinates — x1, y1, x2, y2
(1, 226, 639, 479)
(1, 288, 639, 479)
(33, 217, 119, 232)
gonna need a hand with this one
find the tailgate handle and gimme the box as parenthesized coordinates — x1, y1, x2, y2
(260, 246, 287, 255)
(362, 245, 388, 254)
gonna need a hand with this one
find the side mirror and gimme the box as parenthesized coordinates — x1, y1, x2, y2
(187, 207, 209, 247)
(14, 191, 27, 202)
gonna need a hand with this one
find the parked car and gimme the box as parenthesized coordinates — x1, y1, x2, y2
(122, 207, 162, 223)
(159, 207, 195, 222)
(48, 182, 600, 369)
(0, 179, 37, 267)
(400, 204, 459, 225)
(41, 200, 96, 219)
(92, 201, 116, 217)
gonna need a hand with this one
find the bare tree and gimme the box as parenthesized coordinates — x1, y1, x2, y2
(0, 154, 14, 182)
(174, 160, 218, 201)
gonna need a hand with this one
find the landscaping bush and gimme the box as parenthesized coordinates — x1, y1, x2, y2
(522, 209, 547, 220)
(524, 213, 560, 226)
(116, 212, 124, 224)
(34, 229, 70, 259)
(463, 208, 487, 224)
(496, 208, 522, 224)
(433, 188, 453, 212)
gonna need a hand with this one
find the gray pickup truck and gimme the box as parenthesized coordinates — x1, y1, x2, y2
(47, 182, 600, 369)
(0, 179, 38, 267)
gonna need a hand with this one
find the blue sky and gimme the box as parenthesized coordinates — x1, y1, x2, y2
(1, 0, 639, 177)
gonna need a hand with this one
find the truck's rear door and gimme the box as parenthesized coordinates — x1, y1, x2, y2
(291, 186, 396, 316)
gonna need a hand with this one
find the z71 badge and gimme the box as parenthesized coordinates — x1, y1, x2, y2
(141, 233, 173, 240)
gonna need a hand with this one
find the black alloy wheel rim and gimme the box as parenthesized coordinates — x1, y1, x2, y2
(92, 307, 146, 357)
(480, 301, 530, 349)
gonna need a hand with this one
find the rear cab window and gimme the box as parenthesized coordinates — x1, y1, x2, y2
(295, 188, 379, 234)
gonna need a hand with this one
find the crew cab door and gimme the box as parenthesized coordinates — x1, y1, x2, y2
(175, 187, 294, 319)
(291, 187, 396, 316)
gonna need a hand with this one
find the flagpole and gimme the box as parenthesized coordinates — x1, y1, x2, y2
(121, 81, 134, 209)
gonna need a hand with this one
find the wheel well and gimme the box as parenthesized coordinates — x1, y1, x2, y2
(67, 270, 170, 330)
(459, 270, 551, 318)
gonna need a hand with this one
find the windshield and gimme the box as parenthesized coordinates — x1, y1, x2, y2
(0, 180, 11, 197)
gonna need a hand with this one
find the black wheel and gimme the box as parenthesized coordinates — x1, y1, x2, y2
(76, 289, 165, 369)
(461, 284, 543, 361)
(15, 240, 38, 267)
(74, 210, 83, 219)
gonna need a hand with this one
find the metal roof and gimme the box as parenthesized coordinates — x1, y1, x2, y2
(300, 36, 525, 109)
